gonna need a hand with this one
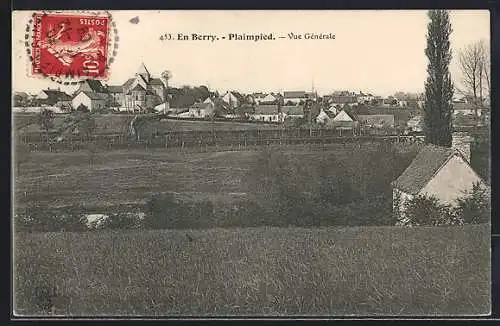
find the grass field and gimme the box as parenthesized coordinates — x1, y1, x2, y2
(13, 113, 281, 136)
(15, 143, 420, 210)
(13, 224, 490, 316)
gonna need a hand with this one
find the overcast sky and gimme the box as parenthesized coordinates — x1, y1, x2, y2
(12, 10, 490, 97)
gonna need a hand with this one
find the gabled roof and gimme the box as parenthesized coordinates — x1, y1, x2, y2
(107, 85, 123, 93)
(15, 91, 29, 98)
(137, 63, 151, 79)
(80, 80, 108, 93)
(123, 78, 135, 89)
(335, 108, 357, 121)
(42, 89, 72, 102)
(391, 144, 460, 195)
(284, 91, 306, 99)
(254, 105, 279, 115)
(130, 84, 146, 92)
(150, 78, 164, 86)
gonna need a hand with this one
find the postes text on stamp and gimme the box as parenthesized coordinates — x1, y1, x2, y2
(31, 12, 110, 80)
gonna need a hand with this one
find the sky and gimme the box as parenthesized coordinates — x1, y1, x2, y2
(12, 10, 490, 97)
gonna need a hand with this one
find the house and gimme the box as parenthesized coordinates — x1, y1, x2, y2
(188, 101, 215, 118)
(72, 91, 109, 112)
(327, 105, 339, 116)
(281, 105, 304, 119)
(332, 109, 356, 122)
(328, 109, 359, 132)
(35, 88, 72, 107)
(106, 85, 124, 108)
(330, 94, 358, 107)
(283, 91, 307, 105)
(391, 144, 486, 225)
(14, 92, 30, 106)
(356, 92, 375, 104)
(122, 63, 167, 112)
(316, 108, 335, 124)
(397, 100, 408, 108)
(251, 105, 283, 122)
(357, 114, 395, 128)
(255, 93, 278, 105)
(222, 91, 245, 108)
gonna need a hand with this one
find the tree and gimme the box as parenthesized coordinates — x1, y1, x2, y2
(455, 182, 490, 224)
(458, 40, 490, 119)
(76, 104, 89, 112)
(78, 113, 97, 141)
(423, 10, 454, 147)
(37, 109, 55, 145)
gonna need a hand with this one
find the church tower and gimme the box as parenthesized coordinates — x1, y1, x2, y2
(137, 62, 151, 81)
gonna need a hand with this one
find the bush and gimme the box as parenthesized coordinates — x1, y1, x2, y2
(404, 195, 460, 226)
(455, 182, 490, 224)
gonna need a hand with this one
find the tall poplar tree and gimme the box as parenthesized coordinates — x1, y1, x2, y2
(424, 10, 454, 147)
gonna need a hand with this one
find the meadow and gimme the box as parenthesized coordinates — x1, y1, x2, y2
(14, 143, 422, 211)
(13, 224, 490, 316)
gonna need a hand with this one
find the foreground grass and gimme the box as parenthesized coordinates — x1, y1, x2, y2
(13, 224, 490, 316)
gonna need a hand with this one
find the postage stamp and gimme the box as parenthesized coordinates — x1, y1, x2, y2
(30, 12, 112, 81)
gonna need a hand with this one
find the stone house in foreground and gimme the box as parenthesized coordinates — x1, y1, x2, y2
(391, 144, 486, 225)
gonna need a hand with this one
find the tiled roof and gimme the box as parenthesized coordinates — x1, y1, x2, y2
(254, 105, 279, 115)
(150, 78, 164, 85)
(42, 90, 72, 102)
(81, 80, 107, 93)
(123, 78, 135, 89)
(284, 91, 306, 99)
(391, 144, 456, 195)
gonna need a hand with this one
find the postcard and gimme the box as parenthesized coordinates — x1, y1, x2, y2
(12, 10, 491, 317)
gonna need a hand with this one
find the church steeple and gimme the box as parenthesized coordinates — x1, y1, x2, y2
(137, 62, 151, 81)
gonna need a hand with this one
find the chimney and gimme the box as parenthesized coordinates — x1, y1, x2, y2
(452, 132, 472, 163)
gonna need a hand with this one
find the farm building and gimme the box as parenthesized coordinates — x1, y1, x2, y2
(188, 102, 215, 118)
(251, 105, 283, 122)
(357, 114, 395, 128)
(72, 91, 109, 112)
(391, 144, 486, 225)
(283, 91, 307, 105)
(35, 89, 72, 107)
(222, 91, 245, 109)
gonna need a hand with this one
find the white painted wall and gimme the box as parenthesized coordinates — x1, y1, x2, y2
(420, 154, 483, 206)
(333, 110, 353, 122)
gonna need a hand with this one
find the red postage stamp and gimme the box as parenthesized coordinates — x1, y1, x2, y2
(31, 12, 110, 80)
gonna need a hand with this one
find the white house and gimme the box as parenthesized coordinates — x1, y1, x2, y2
(222, 91, 243, 108)
(283, 91, 307, 105)
(188, 102, 215, 118)
(316, 109, 335, 124)
(251, 105, 283, 122)
(257, 93, 278, 104)
(72, 91, 108, 112)
(397, 100, 408, 108)
(391, 144, 486, 225)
